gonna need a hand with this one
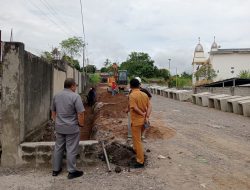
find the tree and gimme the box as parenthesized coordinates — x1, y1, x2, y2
(195, 64, 217, 81)
(40, 51, 53, 63)
(60, 36, 84, 58)
(158, 69, 170, 81)
(181, 72, 192, 79)
(120, 52, 155, 78)
(40, 37, 84, 71)
(100, 59, 115, 73)
(238, 70, 250, 79)
(104, 59, 112, 67)
(62, 55, 81, 71)
(100, 67, 108, 73)
(153, 66, 160, 76)
(84, 65, 96, 73)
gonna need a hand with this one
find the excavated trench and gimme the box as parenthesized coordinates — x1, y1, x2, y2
(40, 103, 95, 142)
(20, 84, 176, 167)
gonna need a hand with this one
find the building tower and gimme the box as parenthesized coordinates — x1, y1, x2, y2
(192, 37, 207, 85)
(210, 36, 218, 52)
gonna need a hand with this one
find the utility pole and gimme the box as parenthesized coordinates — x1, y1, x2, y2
(10, 28, 13, 42)
(176, 68, 178, 88)
(79, 0, 85, 73)
(86, 57, 89, 74)
(0, 30, 2, 103)
(168, 58, 171, 74)
(0, 30, 2, 63)
(84, 43, 88, 74)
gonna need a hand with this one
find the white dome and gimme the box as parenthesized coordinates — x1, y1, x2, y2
(211, 36, 218, 50)
(195, 43, 204, 52)
(211, 41, 218, 49)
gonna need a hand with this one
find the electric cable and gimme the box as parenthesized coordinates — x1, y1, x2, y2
(25, 0, 71, 36)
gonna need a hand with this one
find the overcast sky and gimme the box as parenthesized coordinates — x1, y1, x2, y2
(1, 0, 250, 73)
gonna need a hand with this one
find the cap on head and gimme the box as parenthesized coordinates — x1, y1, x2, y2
(135, 77, 142, 83)
(130, 78, 140, 88)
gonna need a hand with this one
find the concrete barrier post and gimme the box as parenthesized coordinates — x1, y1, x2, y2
(1, 43, 25, 166)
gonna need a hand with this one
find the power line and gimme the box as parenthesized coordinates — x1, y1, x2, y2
(39, 0, 78, 36)
(37, 0, 73, 35)
(43, 0, 66, 17)
(25, 0, 71, 36)
(41, 0, 57, 15)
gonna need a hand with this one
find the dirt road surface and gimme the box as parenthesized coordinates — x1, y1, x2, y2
(0, 94, 250, 190)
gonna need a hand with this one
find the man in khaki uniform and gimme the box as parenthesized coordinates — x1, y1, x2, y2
(129, 78, 149, 168)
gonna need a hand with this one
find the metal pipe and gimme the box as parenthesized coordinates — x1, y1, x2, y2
(101, 141, 111, 172)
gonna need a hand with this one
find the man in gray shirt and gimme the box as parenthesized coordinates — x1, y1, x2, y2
(51, 78, 85, 179)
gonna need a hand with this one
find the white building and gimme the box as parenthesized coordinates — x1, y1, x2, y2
(192, 37, 250, 85)
(192, 38, 207, 85)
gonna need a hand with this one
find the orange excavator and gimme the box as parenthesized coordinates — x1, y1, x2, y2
(107, 63, 128, 92)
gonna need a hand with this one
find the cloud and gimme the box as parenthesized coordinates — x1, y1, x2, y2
(1, 0, 250, 73)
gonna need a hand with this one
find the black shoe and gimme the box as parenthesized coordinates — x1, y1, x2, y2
(52, 168, 62, 176)
(127, 146, 136, 154)
(68, 170, 83, 179)
(130, 161, 144, 168)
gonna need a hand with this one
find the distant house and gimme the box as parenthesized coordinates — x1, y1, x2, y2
(192, 37, 250, 86)
(100, 72, 109, 83)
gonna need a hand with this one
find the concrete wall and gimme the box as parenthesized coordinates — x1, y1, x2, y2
(82, 73, 91, 94)
(23, 52, 53, 142)
(53, 68, 66, 97)
(74, 68, 79, 84)
(195, 87, 250, 96)
(74, 68, 80, 93)
(210, 53, 250, 81)
(66, 65, 74, 78)
(0, 49, 2, 150)
(0, 42, 88, 166)
(234, 87, 250, 96)
(78, 71, 82, 93)
(53, 64, 86, 96)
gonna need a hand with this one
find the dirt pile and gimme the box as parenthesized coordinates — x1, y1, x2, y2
(146, 123, 176, 139)
(41, 120, 55, 141)
(91, 85, 128, 140)
(99, 141, 135, 167)
(92, 84, 175, 141)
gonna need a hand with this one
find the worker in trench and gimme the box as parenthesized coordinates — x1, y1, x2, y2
(87, 87, 96, 106)
(128, 78, 150, 168)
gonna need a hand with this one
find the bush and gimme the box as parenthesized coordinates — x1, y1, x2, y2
(169, 77, 192, 88)
(238, 70, 250, 79)
(89, 73, 101, 85)
(146, 77, 168, 85)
